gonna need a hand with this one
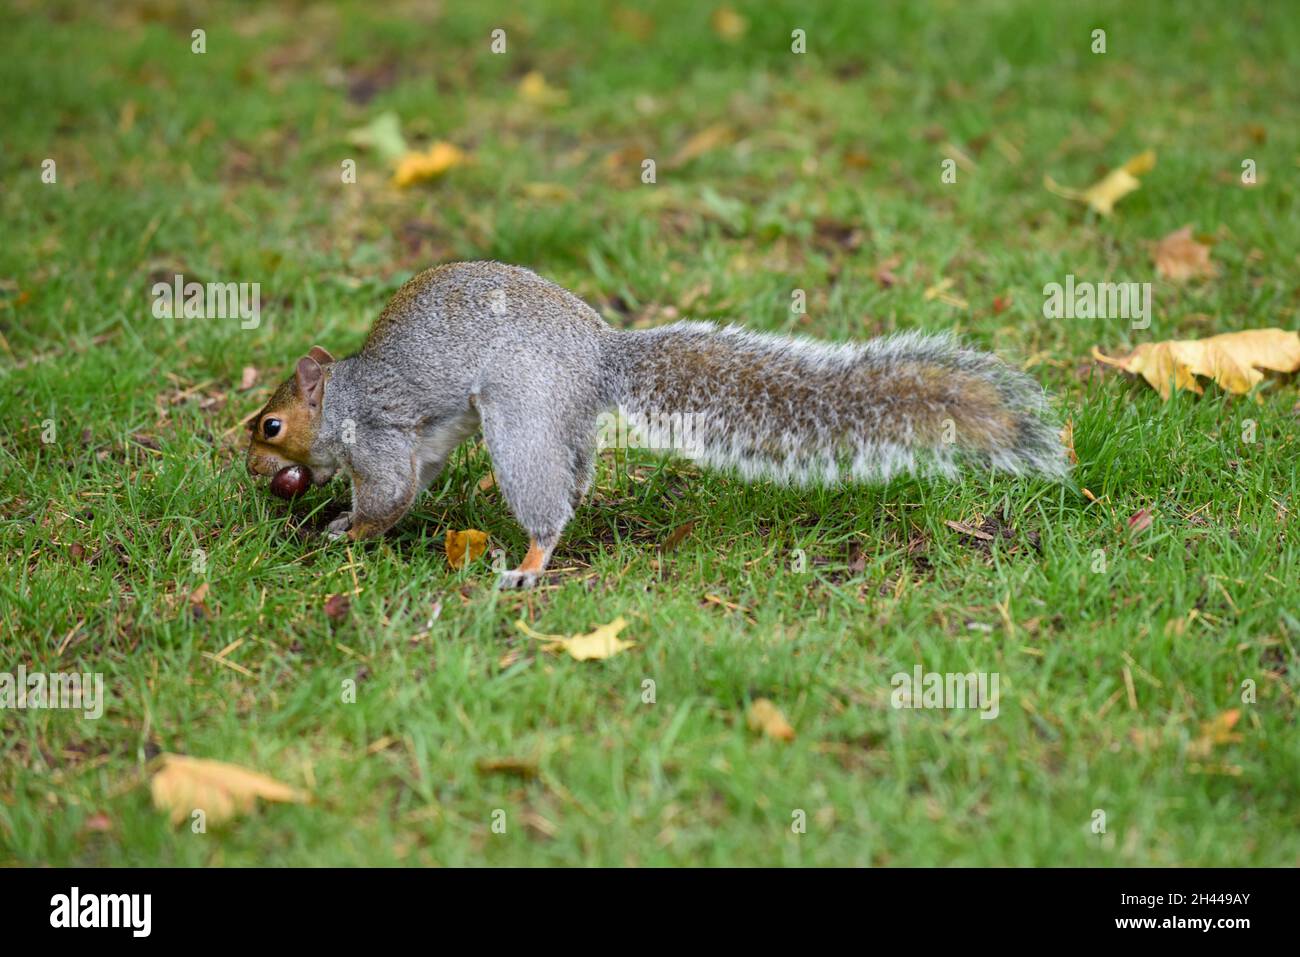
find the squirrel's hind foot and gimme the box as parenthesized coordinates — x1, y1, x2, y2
(497, 568, 542, 590)
(496, 538, 554, 589)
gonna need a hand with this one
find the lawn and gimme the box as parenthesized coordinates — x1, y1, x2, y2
(1, 0, 1297, 866)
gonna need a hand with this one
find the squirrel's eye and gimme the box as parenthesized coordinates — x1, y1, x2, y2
(262, 418, 282, 439)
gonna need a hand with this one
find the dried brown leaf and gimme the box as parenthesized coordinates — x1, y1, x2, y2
(1093, 329, 1300, 400)
(1154, 226, 1218, 282)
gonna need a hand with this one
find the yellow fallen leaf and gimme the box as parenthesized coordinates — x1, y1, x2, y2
(392, 141, 464, 188)
(669, 123, 733, 168)
(746, 698, 796, 741)
(1154, 225, 1218, 281)
(1188, 709, 1242, 759)
(150, 754, 307, 826)
(1060, 418, 1078, 465)
(1093, 329, 1300, 400)
(1203, 708, 1242, 740)
(515, 616, 635, 661)
(1045, 150, 1156, 216)
(518, 71, 568, 107)
(711, 6, 748, 41)
(445, 529, 489, 568)
(922, 277, 969, 310)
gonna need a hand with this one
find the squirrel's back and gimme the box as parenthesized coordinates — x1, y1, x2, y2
(362, 261, 608, 355)
(347, 262, 612, 412)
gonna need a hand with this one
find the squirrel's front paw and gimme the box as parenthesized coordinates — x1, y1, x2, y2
(325, 512, 353, 540)
(496, 569, 541, 590)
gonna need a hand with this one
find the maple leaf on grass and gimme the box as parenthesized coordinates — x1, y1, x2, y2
(517, 71, 567, 107)
(1093, 329, 1300, 400)
(1188, 709, 1242, 760)
(392, 142, 464, 188)
(445, 529, 488, 569)
(515, 616, 635, 661)
(668, 123, 733, 169)
(746, 698, 796, 742)
(347, 111, 465, 188)
(1045, 150, 1156, 216)
(150, 754, 308, 827)
(1154, 225, 1218, 281)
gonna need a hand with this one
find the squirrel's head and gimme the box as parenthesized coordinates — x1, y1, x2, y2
(245, 345, 337, 483)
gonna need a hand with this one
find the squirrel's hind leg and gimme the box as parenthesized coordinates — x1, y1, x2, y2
(479, 395, 590, 589)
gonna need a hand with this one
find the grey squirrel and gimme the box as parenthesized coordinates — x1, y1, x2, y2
(246, 261, 1069, 587)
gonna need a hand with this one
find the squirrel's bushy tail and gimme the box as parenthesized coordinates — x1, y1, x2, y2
(605, 323, 1069, 485)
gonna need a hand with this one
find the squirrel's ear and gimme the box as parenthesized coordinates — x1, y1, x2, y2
(295, 355, 325, 408)
(308, 345, 335, 365)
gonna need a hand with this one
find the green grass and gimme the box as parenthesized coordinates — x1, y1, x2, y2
(2, 0, 1298, 866)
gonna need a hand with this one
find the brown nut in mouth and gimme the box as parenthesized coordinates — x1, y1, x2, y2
(269, 465, 312, 499)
